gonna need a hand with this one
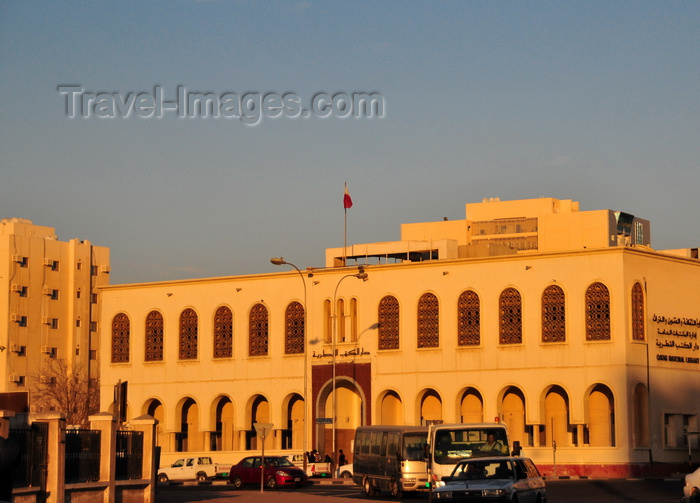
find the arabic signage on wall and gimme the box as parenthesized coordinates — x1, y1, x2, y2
(653, 314, 700, 365)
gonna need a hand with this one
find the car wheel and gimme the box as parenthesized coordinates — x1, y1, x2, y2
(389, 478, 403, 499)
(363, 476, 374, 498)
(196, 472, 207, 483)
(157, 473, 169, 483)
(266, 475, 277, 489)
(691, 489, 700, 503)
(340, 470, 352, 478)
(231, 475, 243, 489)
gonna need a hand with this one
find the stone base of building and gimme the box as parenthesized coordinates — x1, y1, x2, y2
(537, 462, 693, 479)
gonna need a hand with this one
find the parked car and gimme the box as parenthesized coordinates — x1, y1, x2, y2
(158, 456, 219, 482)
(432, 456, 546, 502)
(229, 455, 308, 489)
(337, 463, 353, 479)
(683, 466, 700, 502)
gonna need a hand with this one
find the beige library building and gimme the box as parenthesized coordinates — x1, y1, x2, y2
(97, 197, 700, 477)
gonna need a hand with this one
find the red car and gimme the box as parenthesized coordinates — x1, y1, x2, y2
(229, 455, 308, 489)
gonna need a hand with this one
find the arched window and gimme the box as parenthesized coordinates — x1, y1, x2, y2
(632, 282, 645, 341)
(111, 313, 130, 363)
(323, 299, 332, 343)
(588, 384, 615, 447)
(350, 298, 358, 342)
(145, 311, 164, 361)
(336, 298, 346, 343)
(499, 288, 522, 344)
(249, 303, 269, 356)
(285, 301, 304, 354)
(586, 282, 611, 341)
(179, 308, 198, 360)
(380, 391, 403, 425)
(457, 290, 480, 346)
(378, 295, 399, 350)
(417, 293, 439, 348)
(544, 386, 571, 447)
(213, 306, 233, 358)
(460, 389, 483, 423)
(501, 387, 528, 446)
(542, 285, 565, 342)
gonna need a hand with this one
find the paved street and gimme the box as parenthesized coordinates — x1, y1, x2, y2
(155, 477, 684, 503)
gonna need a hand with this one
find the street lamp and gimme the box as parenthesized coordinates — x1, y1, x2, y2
(332, 267, 368, 473)
(270, 257, 309, 472)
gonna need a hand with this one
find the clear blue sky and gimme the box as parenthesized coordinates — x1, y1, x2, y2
(1, 1, 699, 284)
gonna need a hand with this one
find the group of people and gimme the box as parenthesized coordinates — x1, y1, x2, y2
(306, 448, 347, 466)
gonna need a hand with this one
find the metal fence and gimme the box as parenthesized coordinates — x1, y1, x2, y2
(10, 422, 48, 489)
(65, 429, 101, 483)
(115, 430, 143, 480)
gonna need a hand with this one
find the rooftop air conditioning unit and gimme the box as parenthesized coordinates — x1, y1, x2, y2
(11, 344, 21, 353)
(43, 286, 53, 295)
(41, 345, 51, 354)
(12, 254, 22, 263)
(41, 317, 51, 325)
(43, 258, 53, 266)
(9, 374, 20, 383)
(11, 284, 22, 292)
(10, 314, 22, 323)
(100, 265, 111, 274)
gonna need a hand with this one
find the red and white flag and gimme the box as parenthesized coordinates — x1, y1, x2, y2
(343, 182, 353, 209)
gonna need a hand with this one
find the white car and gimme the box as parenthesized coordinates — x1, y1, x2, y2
(433, 457, 546, 503)
(337, 463, 353, 479)
(683, 466, 700, 502)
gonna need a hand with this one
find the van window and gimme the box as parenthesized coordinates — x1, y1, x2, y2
(357, 431, 369, 455)
(387, 432, 399, 457)
(403, 433, 428, 461)
(370, 431, 382, 455)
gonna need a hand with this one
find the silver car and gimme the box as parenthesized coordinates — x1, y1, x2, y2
(683, 466, 700, 502)
(433, 456, 546, 503)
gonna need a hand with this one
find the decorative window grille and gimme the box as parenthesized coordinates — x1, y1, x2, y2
(417, 293, 439, 348)
(586, 282, 611, 341)
(378, 296, 399, 350)
(457, 290, 480, 346)
(111, 313, 130, 363)
(632, 282, 645, 341)
(542, 285, 566, 342)
(179, 308, 198, 359)
(145, 311, 164, 361)
(213, 306, 233, 358)
(285, 301, 304, 354)
(249, 303, 269, 356)
(499, 287, 522, 344)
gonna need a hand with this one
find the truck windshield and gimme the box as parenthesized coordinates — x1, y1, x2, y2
(434, 427, 508, 465)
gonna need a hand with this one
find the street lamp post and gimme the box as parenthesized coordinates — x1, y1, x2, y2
(331, 267, 368, 474)
(270, 257, 309, 472)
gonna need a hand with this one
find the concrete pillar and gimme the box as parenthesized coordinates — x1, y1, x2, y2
(89, 412, 117, 503)
(31, 412, 66, 503)
(128, 415, 158, 503)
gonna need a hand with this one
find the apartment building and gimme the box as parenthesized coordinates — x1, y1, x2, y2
(1, 218, 110, 416)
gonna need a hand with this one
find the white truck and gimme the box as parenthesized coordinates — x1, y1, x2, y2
(286, 453, 332, 478)
(157, 456, 220, 482)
